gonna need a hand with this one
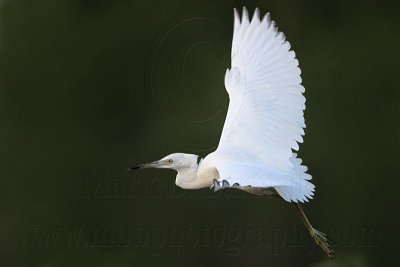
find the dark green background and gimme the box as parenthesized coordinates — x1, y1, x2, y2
(0, 0, 399, 266)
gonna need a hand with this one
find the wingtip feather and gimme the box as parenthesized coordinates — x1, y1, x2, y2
(252, 7, 260, 22)
(233, 7, 240, 22)
(242, 6, 249, 23)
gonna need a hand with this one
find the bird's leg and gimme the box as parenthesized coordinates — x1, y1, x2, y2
(213, 181, 334, 258)
(212, 180, 279, 198)
(294, 203, 334, 259)
(236, 186, 280, 198)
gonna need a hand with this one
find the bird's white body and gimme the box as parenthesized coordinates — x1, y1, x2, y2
(133, 7, 315, 203)
(130, 8, 333, 256)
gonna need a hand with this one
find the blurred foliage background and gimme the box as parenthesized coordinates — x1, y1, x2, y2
(0, 0, 399, 266)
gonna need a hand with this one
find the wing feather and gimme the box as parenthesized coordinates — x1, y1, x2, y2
(211, 7, 314, 202)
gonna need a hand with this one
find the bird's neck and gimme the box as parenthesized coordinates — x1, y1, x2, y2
(174, 156, 216, 189)
(175, 167, 198, 189)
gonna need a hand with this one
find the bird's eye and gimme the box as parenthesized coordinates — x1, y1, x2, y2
(167, 159, 173, 164)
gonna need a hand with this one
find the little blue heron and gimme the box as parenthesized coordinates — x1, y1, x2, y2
(129, 7, 333, 258)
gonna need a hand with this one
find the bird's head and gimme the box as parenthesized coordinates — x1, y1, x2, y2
(127, 153, 200, 172)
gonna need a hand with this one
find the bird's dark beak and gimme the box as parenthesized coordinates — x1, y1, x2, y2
(126, 165, 143, 170)
(126, 161, 160, 171)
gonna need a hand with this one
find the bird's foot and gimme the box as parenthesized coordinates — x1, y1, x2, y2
(211, 179, 239, 192)
(310, 228, 334, 259)
(211, 179, 221, 191)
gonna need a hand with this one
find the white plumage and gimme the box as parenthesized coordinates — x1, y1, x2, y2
(203, 7, 315, 202)
(131, 7, 315, 203)
(130, 8, 333, 257)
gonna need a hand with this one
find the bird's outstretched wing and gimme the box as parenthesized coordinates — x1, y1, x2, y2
(212, 7, 314, 202)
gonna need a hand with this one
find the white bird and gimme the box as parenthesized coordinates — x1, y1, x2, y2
(129, 7, 333, 258)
